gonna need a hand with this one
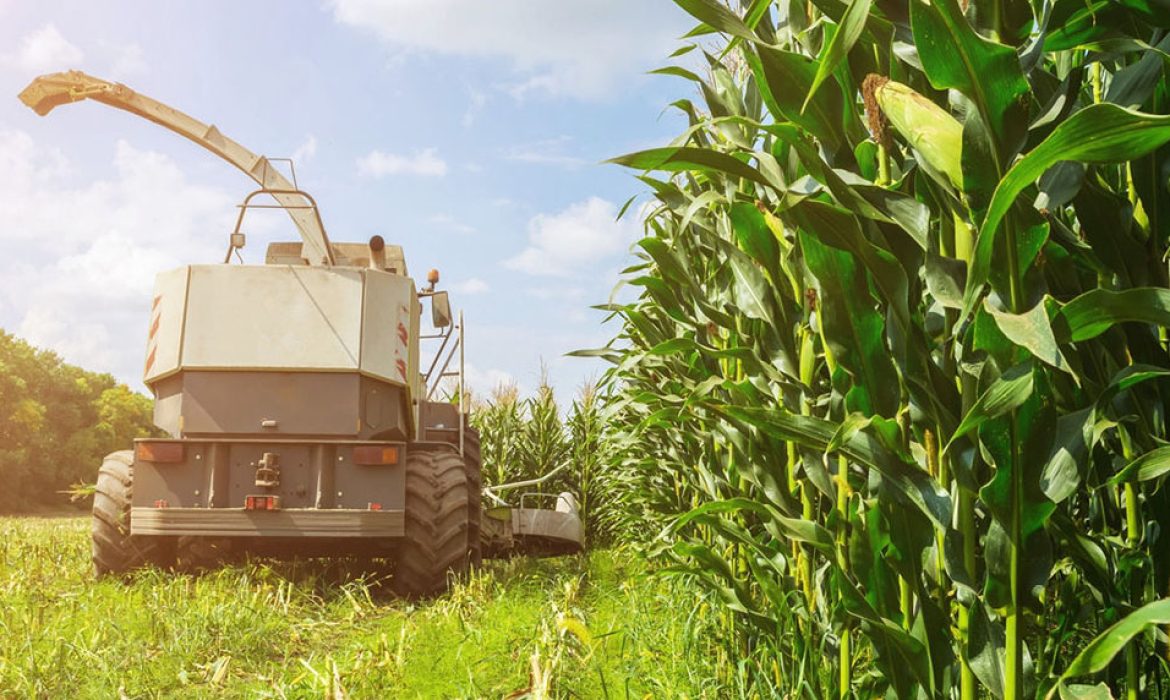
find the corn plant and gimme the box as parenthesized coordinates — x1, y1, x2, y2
(587, 0, 1170, 697)
(520, 373, 568, 485)
(470, 383, 525, 486)
(566, 382, 606, 545)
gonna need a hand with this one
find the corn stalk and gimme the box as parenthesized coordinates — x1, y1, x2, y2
(584, 0, 1170, 696)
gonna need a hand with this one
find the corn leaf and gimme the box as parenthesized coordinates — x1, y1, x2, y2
(673, 0, 757, 42)
(799, 230, 899, 417)
(721, 406, 952, 527)
(748, 46, 846, 152)
(910, 0, 1030, 161)
(968, 599, 1008, 699)
(725, 244, 772, 320)
(803, 0, 872, 112)
(1057, 598, 1170, 682)
(1109, 446, 1170, 484)
(965, 106, 1170, 318)
(986, 300, 1074, 379)
(1058, 684, 1113, 700)
(789, 200, 910, 330)
(729, 201, 780, 280)
(945, 362, 1034, 451)
(672, 497, 835, 551)
(610, 147, 771, 188)
(1056, 287, 1170, 341)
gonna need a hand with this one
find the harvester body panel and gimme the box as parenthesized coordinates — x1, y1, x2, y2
(145, 264, 420, 440)
(129, 437, 407, 539)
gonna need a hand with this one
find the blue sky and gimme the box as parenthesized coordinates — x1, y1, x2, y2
(0, 0, 695, 402)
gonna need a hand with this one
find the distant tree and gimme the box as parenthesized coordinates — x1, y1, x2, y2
(0, 330, 158, 512)
(94, 384, 155, 454)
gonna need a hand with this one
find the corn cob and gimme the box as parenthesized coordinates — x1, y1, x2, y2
(864, 74, 964, 190)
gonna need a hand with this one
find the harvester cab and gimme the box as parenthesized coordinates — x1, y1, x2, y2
(19, 70, 582, 595)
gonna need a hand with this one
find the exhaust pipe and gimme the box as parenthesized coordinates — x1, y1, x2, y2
(368, 235, 386, 270)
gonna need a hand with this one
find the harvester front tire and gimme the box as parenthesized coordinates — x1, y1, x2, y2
(92, 450, 174, 576)
(395, 446, 470, 597)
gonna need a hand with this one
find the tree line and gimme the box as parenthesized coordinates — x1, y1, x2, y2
(0, 330, 157, 512)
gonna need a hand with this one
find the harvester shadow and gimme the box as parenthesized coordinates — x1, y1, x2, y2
(162, 551, 404, 602)
(155, 547, 584, 605)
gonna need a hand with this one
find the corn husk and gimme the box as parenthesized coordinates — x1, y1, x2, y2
(872, 77, 964, 190)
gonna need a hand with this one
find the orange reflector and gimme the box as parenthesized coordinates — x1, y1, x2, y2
(245, 495, 281, 511)
(352, 445, 399, 465)
(135, 442, 184, 463)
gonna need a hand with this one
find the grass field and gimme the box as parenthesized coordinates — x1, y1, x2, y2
(0, 517, 729, 699)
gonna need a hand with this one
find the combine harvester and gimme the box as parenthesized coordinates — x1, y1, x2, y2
(19, 71, 583, 595)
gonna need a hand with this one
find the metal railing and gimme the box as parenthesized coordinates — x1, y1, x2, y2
(420, 309, 465, 457)
(482, 459, 571, 507)
(226, 188, 335, 265)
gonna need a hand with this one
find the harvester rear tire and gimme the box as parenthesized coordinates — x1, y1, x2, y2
(394, 446, 470, 597)
(463, 426, 483, 568)
(92, 450, 175, 576)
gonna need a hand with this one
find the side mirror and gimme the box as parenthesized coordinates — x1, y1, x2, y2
(431, 291, 452, 328)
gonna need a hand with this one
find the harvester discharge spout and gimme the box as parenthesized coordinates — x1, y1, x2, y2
(18, 70, 335, 266)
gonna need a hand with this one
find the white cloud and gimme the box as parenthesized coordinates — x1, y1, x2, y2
(109, 42, 146, 78)
(461, 362, 523, 400)
(292, 134, 318, 165)
(6, 24, 83, 73)
(526, 286, 585, 301)
(328, 0, 687, 99)
(504, 197, 638, 277)
(453, 277, 490, 295)
(356, 148, 447, 177)
(505, 74, 562, 101)
(428, 213, 475, 235)
(461, 88, 487, 127)
(0, 128, 236, 385)
(504, 136, 587, 168)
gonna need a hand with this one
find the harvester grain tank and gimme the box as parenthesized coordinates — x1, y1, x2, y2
(19, 70, 582, 595)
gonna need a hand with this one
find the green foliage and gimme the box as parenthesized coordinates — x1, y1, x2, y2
(522, 379, 569, 484)
(593, 1, 1170, 697)
(566, 383, 605, 545)
(0, 516, 730, 697)
(470, 383, 526, 485)
(0, 330, 157, 512)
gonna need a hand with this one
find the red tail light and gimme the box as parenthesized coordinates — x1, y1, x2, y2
(135, 442, 184, 463)
(245, 495, 281, 511)
(352, 445, 399, 465)
(368, 502, 382, 511)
